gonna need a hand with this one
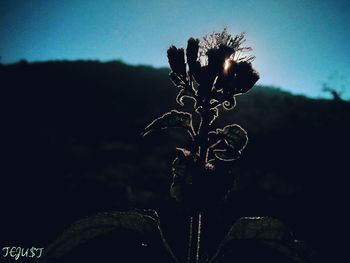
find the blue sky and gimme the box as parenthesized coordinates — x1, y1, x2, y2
(1, 0, 349, 98)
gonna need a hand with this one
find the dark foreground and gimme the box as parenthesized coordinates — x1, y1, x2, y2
(1, 61, 349, 262)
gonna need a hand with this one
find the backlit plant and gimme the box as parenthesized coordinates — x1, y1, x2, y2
(142, 28, 259, 263)
(43, 29, 316, 263)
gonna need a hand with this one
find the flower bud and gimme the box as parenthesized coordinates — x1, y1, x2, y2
(167, 46, 186, 77)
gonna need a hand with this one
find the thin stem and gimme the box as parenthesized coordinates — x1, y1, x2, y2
(187, 129, 196, 141)
(188, 215, 199, 263)
(196, 213, 202, 263)
(191, 85, 212, 263)
(198, 101, 211, 165)
(188, 80, 214, 263)
(187, 216, 193, 263)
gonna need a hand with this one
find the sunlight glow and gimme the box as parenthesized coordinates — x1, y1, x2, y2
(224, 59, 231, 73)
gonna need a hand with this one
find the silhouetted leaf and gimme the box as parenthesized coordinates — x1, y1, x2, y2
(176, 89, 196, 106)
(175, 147, 192, 157)
(213, 148, 241, 161)
(222, 96, 236, 110)
(221, 124, 248, 150)
(223, 217, 289, 241)
(210, 217, 315, 263)
(210, 124, 248, 161)
(207, 107, 219, 125)
(208, 130, 222, 145)
(170, 71, 186, 88)
(142, 110, 194, 137)
(170, 153, 194, 202)
(43, 210, 179, 263)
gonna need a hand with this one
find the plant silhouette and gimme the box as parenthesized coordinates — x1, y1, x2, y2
(41, 30, 321, 263)
(142, 28, 259, 263)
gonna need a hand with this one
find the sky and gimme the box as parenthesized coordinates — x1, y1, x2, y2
(1, 0, 349, 99)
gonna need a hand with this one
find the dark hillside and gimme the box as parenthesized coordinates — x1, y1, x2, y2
(1, 61, 349, 262)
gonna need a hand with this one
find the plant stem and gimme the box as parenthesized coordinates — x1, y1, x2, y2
(187, 216, 196, 263)
(187, 213, 202, 263)
(187, 85, 212, 263)
(187, 216, 194, 263)
(196, 213, 202, 263)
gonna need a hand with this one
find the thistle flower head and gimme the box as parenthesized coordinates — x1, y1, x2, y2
(195, 29, 260, 96)
(198, 28, 255, 67)
(190, 28, 259, 95)
(166, 29, 259, 111)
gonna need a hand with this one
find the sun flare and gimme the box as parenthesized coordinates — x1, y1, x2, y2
(224, 59, 231, 72)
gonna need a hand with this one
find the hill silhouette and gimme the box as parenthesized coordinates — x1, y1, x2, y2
(1, 60, 349, 262)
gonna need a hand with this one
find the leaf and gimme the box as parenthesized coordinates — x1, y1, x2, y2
(222, 96, 236, 110)
(170, 154, 194, 202)
(209, 107, 219, 125)
(142, 110, 194, 137)
(210, 124, 248, 161)
(208, 134, 219, 146)
(220, 124, 248, 151)
(222, 217, 290, 241)
(213, 148, 241, 161)
(43, 210, 179, 263)
(210, 217, 315, 263)
(175, 147, 192, 157)
(176, 89, 196, 106)
(170, 71, 187, 88)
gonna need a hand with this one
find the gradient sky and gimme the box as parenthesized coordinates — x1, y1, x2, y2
(1, 0, 349, 98)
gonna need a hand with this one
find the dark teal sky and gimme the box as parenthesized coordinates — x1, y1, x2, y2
(1, 0, 349, 98)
